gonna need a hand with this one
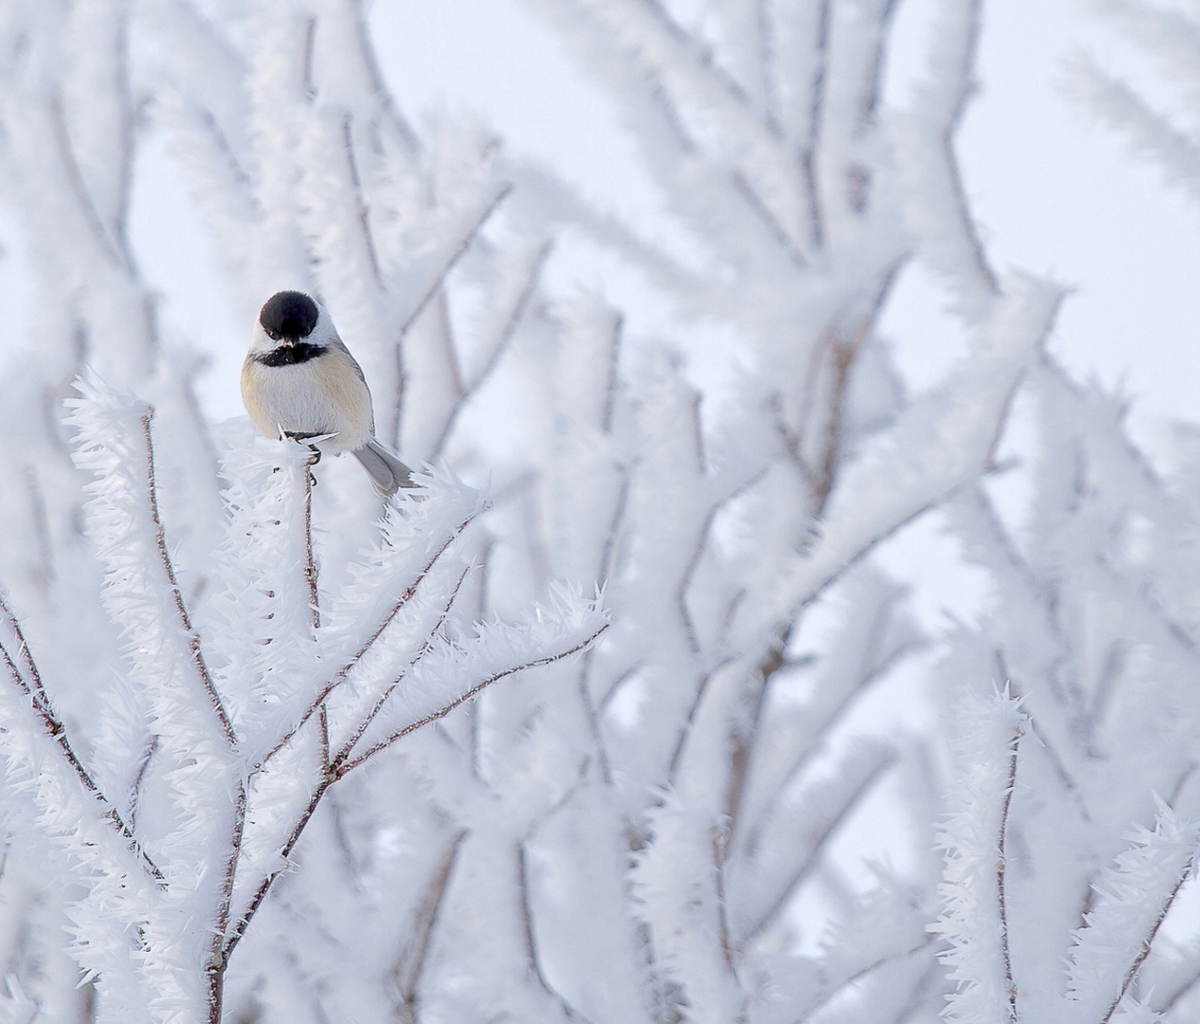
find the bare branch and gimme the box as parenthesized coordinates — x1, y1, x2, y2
(222, 775, 333, 964)
(331, 565, 471, 767)
(340, 624, 609, 775)
(319, 705, 330, 774)
(0, 626, 164, 885)
(207, 781, 248, 1024)
(259, 508, 483, 768)
(227, 624, 606, 963)
(397, 183, 513, 338)
(128, 733, 159, 832)
(391, 830, 468, 1022)
(429, 239, 552, 460)
(342, 113, 383, 287)
(1100, 856, 1195, 1024)
(742, 752, 895, 942)
(301, 449, 320, 631)
(997, 721, 1021, 1022)
(141, 412, 236, 747)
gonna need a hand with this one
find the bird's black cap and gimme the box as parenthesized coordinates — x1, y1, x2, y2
(260, 291, 320, 341)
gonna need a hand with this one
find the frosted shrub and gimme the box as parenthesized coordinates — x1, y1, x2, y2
(0, 378, 604, 1024)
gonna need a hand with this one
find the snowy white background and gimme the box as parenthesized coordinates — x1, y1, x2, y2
(3, 1, 1200, 1020)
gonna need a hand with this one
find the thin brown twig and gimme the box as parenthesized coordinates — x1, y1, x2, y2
(301, 449, 320, 631)
(342, 113, 383, 287)
(225, 624, 607, 962)
(222, 776, 333, 964)
(318, 705, 330, 773)
(397, 183, 513, 338)
(128, 734, 159, 832)
(258, 510, 483, 768)
(141, 413, 236, 747)
(997, 722, 1022, 1023)
(339, 625, 608, 775)
(0, 636, 164, 884)
(392, 830, 468, 1023)
(206, 782, 248, 1024)
(1100, 848, 1196, 1024)
(0, 592, 46, 698)
(331, 565, 470, 767)
(429, 239, 552, 460)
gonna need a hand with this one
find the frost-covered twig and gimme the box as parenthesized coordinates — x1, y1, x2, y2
(1066, 803, 1200, 1024)
(0, 619, 164, 885)
(391, 829, 468, 1022)
(332, 565, 471, 766)
(340, 621, 608, 774)
(933, 689, 1024, 1024)
(428, 238, 552, 458)
(259, 506, 485, 768)
(140, 412, 236, 747)
(302, 448, 320, 631)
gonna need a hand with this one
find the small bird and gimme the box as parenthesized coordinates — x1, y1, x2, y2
(242, 290, 414, 496)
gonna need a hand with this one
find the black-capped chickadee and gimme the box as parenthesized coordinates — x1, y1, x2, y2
(242, 290, 414, 496)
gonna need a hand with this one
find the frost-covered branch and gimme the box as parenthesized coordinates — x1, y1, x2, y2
(932, 688, 1023, 1024)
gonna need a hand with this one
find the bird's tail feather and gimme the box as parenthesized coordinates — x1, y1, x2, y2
(353, 438, 415, 497)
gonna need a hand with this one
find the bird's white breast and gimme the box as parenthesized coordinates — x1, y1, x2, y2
(241, 346, 374, 454)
